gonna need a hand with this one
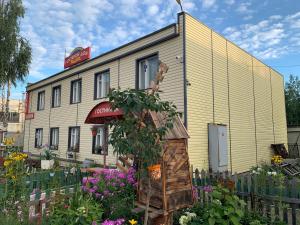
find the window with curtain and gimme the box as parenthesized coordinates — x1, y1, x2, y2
(70, 79, 82, 104)
(52, 86, 61, 107)
(35, 128, 43, 148)
(50, 127, 59, 149)
(95, 71, 110, 99)
(37, 91, 45, 110)
(92, 125, 108, 155)
(68, 127, 80, 152)
(138, 55, 159, 89)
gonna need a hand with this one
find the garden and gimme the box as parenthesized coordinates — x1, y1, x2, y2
(0, 62, 299, 225)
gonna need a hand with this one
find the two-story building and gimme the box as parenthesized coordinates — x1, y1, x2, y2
(23, 13, 287, 172)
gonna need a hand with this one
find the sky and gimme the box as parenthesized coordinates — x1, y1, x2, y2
(12, 0, 300, 99)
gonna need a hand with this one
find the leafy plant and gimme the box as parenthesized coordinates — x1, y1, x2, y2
(108, 62, 178, 172)
(47, 190, 103, 225)
(41, 146, 57, 160)
(82, 168, 136, 220)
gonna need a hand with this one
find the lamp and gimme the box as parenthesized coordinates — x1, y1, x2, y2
(91, 127, 97, 137)
(176, 0, 183, 12)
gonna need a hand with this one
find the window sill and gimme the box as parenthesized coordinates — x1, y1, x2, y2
(51, 106, 61, 108)
(70, 101, 81, 105)
(94, 96, 108, 100)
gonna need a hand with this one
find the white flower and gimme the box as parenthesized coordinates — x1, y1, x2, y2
(267, 171, 272, 175)
(179, 215, 189, 225)
(272, 172, 277, 176)
(186, 212, 197, 218)
(257, 167, 262, 171)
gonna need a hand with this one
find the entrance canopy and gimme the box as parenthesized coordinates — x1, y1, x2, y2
(85, 101, 123, 124)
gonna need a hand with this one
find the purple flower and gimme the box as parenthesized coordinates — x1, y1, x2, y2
(92, 221, 97, 225)
(203, 185, 213, 193)
(120, 182, 125, 187)
(117, 173, 126, 179)
(90, 177, 100, 184)
(82, 177, 88, 185)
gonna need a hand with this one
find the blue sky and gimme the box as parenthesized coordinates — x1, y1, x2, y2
(13, 0, 300, 99)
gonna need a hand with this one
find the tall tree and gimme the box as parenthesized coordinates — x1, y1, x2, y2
(285, 75, 300, 126)
(0, 0, 31, 129)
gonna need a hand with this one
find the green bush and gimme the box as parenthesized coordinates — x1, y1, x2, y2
(47, 190, 103, 225)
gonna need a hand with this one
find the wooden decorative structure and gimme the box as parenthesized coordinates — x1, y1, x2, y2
(135, 111, 194, 224)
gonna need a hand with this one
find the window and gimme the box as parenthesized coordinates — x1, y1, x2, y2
(94, 70, 110, 99)
(68, 127, 80, 152)
(137, 55, 159, 89)
(37, 91, 45, 110)
(92, 125, 108, 155)
(70, 79, 82, 104)
(35, 128, 43, 148)
(52, 86, 61, 107)
(50, 128, 59, 150)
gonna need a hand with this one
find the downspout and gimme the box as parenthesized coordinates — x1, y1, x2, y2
(182, 13, 188, 129)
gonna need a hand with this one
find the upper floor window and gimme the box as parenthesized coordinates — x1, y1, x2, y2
(68, 126, 80, 152)
(95, 70, 110, 99)
(50, 127, 59, 150)
(35, 128, 43, 148)
(37, 91, 45, 111)
(137, 55, 159, 90)
(92, 125, 108, 155)
(70, 79, 82, 104)
(52, 85, 61, 108)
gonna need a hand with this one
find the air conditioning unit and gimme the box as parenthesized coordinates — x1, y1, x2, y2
(67, 151, 75, 159)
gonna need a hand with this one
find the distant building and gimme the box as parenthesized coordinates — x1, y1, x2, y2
(24, 13, 287, 172)
(0, 99, 25, 146)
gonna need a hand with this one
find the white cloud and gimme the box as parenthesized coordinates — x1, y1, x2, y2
(20, 0, 198, 82)
(223, 11, 300, 59)
(202, 0, 216, 9)
(225, 0, 235, 5)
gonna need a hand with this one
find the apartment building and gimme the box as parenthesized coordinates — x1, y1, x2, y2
(24, 13, 287, 172)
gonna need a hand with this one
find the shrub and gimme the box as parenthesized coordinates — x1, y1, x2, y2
(82, 168, 136, 219)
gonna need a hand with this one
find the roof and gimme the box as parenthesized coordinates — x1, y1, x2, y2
(150, 111, 189, 140)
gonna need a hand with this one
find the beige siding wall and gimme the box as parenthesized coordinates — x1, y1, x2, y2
(185, 14, 287, 172)
(271, 70, 288, 145)
(24, 15, 184, 165)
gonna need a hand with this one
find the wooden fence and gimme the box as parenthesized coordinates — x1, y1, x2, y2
(0, 168, 85, 200)
(192, 169, 300, 225)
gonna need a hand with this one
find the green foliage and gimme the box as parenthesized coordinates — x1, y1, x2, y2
(47, 191, 103, 225)
(285, 74, 300, 126)
(0, 0, 32, 85)
(41, 147, 57, 160)
(108, 88, 178, 170)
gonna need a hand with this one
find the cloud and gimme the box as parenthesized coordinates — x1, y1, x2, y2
(20, 0, 198, 82)
(223, 12, 300, 59)
(224, 0, 235, 5)
(202, 0, 216, 9)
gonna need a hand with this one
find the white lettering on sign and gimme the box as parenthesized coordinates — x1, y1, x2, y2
(94, 107, 119, 115)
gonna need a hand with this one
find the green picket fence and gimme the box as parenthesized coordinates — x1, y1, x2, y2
(0, 168, 86, 200)
(192, 169, 300, 225)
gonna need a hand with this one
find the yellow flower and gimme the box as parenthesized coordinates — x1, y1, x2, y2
(129, 219, 138, 225)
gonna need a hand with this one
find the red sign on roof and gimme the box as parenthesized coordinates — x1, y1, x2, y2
(64, 47, 91, 69)
(85, 101, 123, 124)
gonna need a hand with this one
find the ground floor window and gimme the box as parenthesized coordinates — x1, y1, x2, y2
(92, 125, 108, 155)
(50, 127, 59, 150)
(35, 128, 43, 148)
(68, 126, 80, 152)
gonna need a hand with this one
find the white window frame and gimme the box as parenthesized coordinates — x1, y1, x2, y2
(50, 128, 59, 149)
(69, 127, 80, 151)
(35, 128, 43, 148)
(71, 80, 81, 104)
(37, 91, 45, 110)
(95, 71, 110, 99)
(138, 55, 159, 90)
(52, 86, 61, 108)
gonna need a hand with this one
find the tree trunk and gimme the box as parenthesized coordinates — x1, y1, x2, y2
(4, 80, 10, 130)
(143, 177, 152, 225)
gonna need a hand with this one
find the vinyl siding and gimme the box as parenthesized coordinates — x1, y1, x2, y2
(185, 13, 286, 172)
(24, 14, 184, 165)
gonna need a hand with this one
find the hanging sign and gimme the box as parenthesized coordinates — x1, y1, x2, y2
(64, 47, 91, 69)
(25, 113, 34, 120)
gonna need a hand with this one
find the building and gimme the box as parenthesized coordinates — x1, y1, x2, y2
(23, 13, 287, 172)
(0, 99, 25, 146)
